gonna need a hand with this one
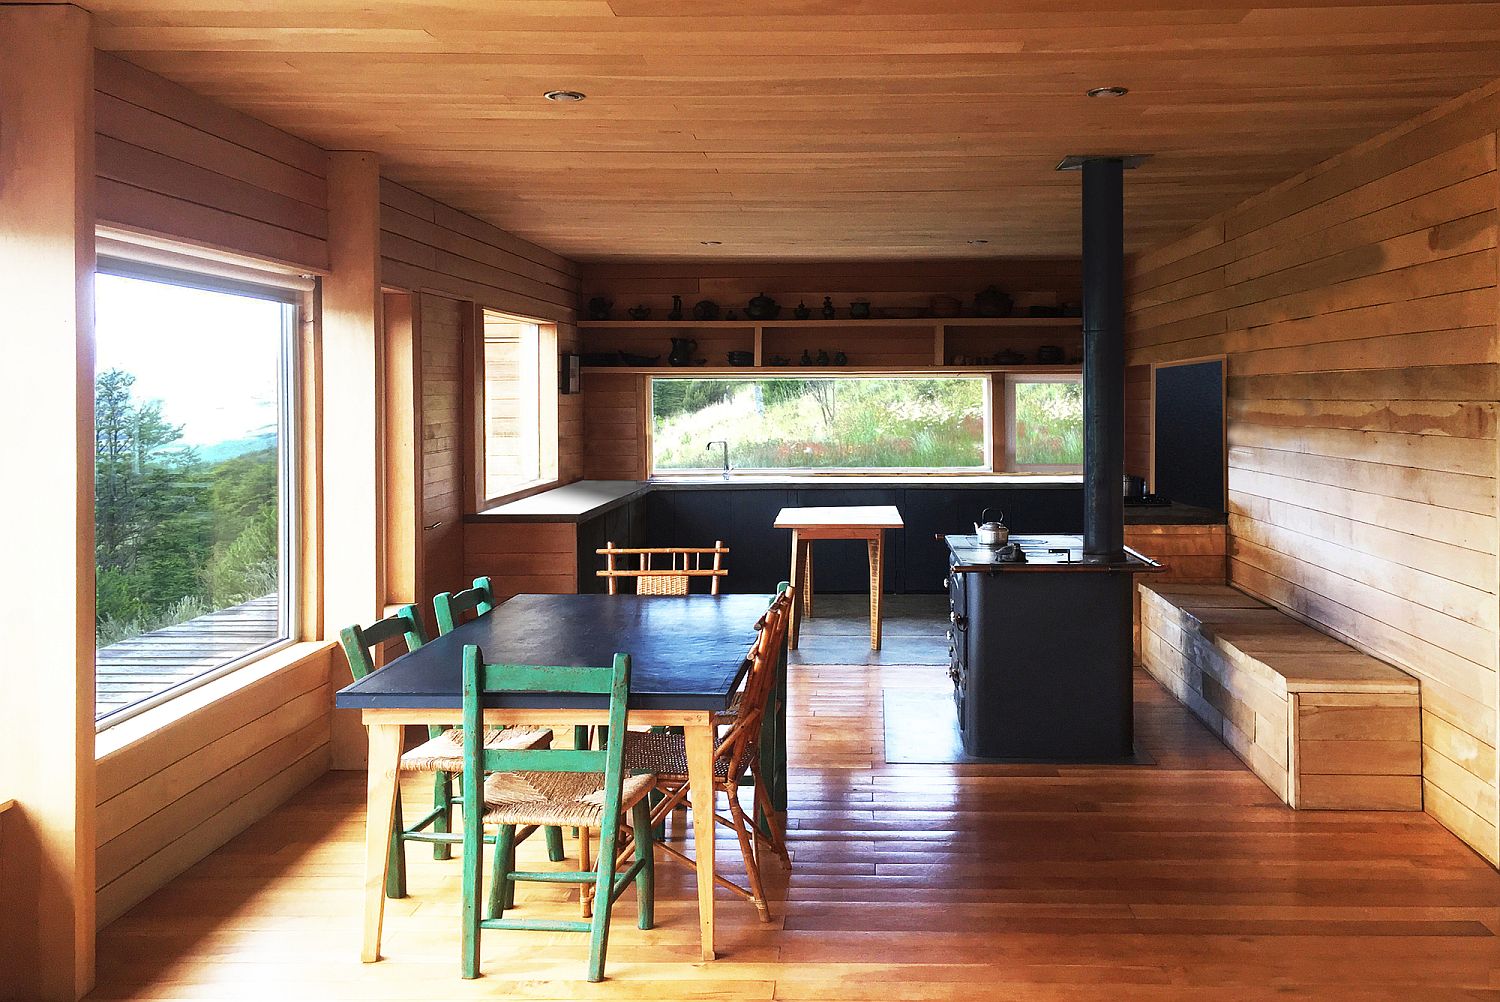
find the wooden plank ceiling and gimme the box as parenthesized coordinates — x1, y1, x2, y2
(79, 1, 1500, 260)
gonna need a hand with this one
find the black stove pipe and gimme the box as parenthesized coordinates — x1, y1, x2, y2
(1081, 157, 1125, 563)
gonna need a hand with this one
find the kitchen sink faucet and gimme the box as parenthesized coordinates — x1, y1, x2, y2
(706, 440, 730, 478)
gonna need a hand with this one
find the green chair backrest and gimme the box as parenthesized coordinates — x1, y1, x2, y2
(339, 605, 437, 737)
(460, 647, 631, 815)
(338, 604, 427, 681)
(434, 576, 496, 636)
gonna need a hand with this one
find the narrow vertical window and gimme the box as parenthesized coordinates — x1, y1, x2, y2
(482, 310, 551, 500)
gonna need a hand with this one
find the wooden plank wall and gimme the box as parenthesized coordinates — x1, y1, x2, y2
(1124, 80, 1500, 864)
(86, 55, 591, 919)
(87, 55, 340, 927)
(463, 522, 579, 601)
(94, 53, 329, 272)
(93, 647, 335, 925)
(417, 294, 469, 602)
(380, 181, 586, 604)
(577, 260, 1081, 480)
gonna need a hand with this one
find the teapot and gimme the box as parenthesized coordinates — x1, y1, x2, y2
(974, 507, 1009, 547)
(745, 292, 781, 320)
(668, 337, 698, 366)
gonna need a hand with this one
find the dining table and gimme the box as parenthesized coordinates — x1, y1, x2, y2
(334, 592, 786, 964)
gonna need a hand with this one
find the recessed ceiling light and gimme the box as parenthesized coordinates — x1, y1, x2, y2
(1086, 85, 1129, 98)
(968, 239, 989, 245)
(543, 89, 586, 102)
(701, 240, 722, 246)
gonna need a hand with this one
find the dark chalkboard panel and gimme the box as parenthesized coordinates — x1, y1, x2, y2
(1154, 360, 1224, 512)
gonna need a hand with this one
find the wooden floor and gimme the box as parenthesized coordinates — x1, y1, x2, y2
(89, 665, 1500, 1000)
(96, 596, 279, 719)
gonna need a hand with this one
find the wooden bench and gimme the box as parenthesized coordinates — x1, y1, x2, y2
(1138, 582, 1421, 811)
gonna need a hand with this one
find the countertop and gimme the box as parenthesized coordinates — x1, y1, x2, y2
(946, 534, 1164, 573)
(469, 479, 1227, 526)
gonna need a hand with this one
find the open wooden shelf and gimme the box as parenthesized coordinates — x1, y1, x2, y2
(578, 316, 1081, 329)
(579, 315, 1084, 369)
(582, 364, 1083, 376)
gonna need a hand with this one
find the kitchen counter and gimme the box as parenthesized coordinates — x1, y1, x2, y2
(470, 478, 1223, 526)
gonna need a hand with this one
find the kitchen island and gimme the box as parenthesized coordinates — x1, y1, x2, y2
(946, 533, 1162, 760)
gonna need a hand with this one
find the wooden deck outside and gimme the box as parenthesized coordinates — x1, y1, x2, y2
(96, 595, 279, 719)
(88, 664, 1500, 1000)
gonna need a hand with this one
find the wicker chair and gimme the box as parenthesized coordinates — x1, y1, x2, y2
(620, 586, 793, 921)
(337, 606, 563, 896)
(596, 541, 729, 595)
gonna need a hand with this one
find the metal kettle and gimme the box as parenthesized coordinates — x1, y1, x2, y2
(974, 507, 1009, 547)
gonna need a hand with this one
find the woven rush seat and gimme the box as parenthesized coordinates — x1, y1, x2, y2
(622, 729, 730, 781)
(400, 728, 552, 772)
(482, 770, 654, 828)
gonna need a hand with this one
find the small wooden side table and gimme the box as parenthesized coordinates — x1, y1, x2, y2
(774, 505, 904, 651)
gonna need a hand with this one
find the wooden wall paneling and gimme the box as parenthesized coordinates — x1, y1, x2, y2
(582, 371, 648, 481)
(416, 294, 468, 605)
(462, 522, 578, 600)
(93, 52, 329, 272)
(0, 9, 98, 997)
(321, 152, 384, 769)
(1124, 82, 1500, 863)
(93, 646, 333, 926)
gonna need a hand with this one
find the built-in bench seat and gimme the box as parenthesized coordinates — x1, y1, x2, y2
(1138, 582, 1421, 811)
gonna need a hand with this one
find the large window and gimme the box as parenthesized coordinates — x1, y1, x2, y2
(1006, 375, 1084, 472)
(482, 310, 554, 501)
(651, 376, 990, 474)
(94, 268, 298, 725)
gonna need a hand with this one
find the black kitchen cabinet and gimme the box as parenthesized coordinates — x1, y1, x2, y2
(641, 488, 794, 594)
(576, 498, 643, 593)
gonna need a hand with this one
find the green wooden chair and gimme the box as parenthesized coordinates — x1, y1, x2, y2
(338, 606, 563, 899)
(459, 646, 656, 983)
(439, 576, 600, 766)
(434, 576, 496, 636)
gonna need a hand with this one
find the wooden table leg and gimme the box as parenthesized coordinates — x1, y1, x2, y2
(868, 531, 884, 651)
(362, 722, 404, 962)
(684, 719, 717, 961)
(803, 545, 814, 619)
(788, 530, 805, 650)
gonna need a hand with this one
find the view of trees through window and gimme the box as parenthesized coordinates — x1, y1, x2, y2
(652, 376, 988, 472)
(95, 272, 292, 720)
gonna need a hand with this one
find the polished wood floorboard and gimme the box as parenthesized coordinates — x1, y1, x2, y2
(89, 667, 1500, 1000)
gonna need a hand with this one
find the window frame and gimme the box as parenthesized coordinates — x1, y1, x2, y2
(645, 373, 996, 477)
(470, 307, 560, 510)
(1003, 372, 1085, 474)
(93, 261, 303, 732)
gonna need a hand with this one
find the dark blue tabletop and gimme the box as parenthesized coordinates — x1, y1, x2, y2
(334, 593, 769, 711)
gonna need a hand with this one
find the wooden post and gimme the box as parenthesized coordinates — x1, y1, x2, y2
(323, 152, 385, 768)
(0, 7, 98, 999)
(382, 292, 420, 609)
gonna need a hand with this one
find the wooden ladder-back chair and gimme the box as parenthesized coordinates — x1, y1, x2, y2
(459, 647, 655, 983)
(597, 541, 729, 595)
(620, 585, 793, 921)
(338, 607, 563, 895)
(434, 575, 497, 635)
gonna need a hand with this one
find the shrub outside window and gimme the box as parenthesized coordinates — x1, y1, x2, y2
(650, 376, 990, 474)
(1006, 375, 1084, 472)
